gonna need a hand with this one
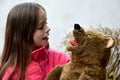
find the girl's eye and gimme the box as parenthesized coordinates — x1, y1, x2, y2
(38, 22, 47, 30)
(38, 26, 44, 30)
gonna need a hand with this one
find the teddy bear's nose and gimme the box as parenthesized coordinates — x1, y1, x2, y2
(74, 24, 81, 30)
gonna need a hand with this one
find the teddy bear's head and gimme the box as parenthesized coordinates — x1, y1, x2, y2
(67, 24, 115, 67)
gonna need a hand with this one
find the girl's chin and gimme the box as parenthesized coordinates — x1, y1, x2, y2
(34, 43, 49, 49)
(40, 42, 49, 47)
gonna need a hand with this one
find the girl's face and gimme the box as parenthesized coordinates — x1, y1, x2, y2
(33, 9, 50, 49)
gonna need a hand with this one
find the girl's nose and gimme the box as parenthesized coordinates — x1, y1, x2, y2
(45, 25, 50, 33)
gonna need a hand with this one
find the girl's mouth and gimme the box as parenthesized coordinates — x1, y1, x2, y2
(42, 37, 49, 40)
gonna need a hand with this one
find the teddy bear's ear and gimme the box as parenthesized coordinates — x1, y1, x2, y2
(106, 37, 115, 48)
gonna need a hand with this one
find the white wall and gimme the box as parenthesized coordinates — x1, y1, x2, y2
(0, 0, 120, 54)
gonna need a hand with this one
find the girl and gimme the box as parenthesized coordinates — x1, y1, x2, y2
(0, 2, 69, 80)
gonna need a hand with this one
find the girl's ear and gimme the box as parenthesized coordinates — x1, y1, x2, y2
(106, 37, 115, 48)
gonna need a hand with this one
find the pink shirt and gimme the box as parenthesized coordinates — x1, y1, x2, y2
(2, 46, 70, 80)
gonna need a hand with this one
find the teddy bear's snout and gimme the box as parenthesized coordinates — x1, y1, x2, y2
(74, 24, 81, 30)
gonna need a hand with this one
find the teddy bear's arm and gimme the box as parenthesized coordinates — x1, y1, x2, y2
(46, 65, 63, 80)
(79, 71, 94, 80)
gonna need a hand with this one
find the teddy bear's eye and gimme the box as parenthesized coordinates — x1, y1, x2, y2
(87, 34, 92, 38)
(87, 34, 97, 38)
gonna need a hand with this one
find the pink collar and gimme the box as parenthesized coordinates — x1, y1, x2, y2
(31, 46, 48, 62)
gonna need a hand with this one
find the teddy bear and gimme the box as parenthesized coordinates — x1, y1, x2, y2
(46, 24, 115, 80)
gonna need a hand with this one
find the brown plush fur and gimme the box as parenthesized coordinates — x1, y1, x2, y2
(46, 24, 115, 80)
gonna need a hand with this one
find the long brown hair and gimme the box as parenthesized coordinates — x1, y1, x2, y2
(0, 2, 45, 80)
